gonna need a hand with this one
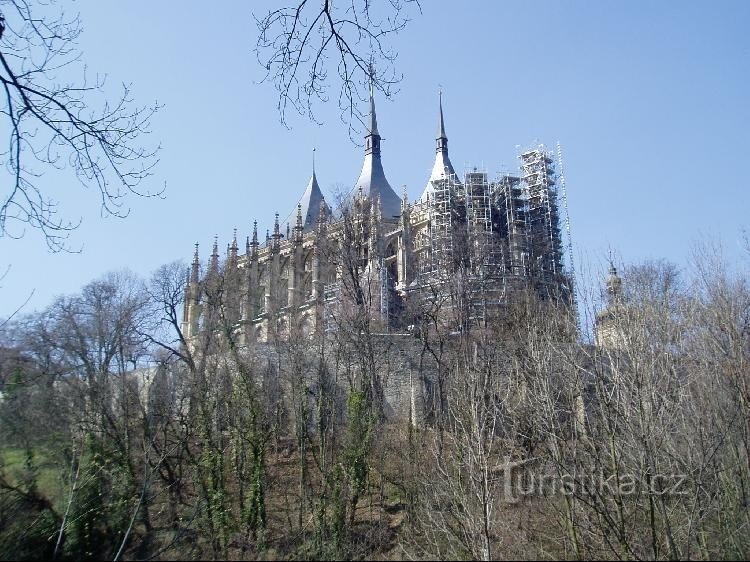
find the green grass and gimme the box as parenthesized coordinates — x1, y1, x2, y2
(0, 446, 65, 507)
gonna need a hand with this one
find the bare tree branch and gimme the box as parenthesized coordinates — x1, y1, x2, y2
(254, 0, 421, 134)
(0, 1, 162, 250)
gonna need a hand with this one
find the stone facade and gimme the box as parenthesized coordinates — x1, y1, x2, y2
(181, 93, 574, 346)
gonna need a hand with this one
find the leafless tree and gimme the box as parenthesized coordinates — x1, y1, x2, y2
(254, 0, 421, 131)
(0, 1, 161, 250)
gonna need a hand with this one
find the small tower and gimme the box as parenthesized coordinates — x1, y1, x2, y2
(295, 203, 304, 242)
(229, 229, 238, 267)
(209, 236, 220, 274)
(250, 221, 259, 258)
(182, 243, 202, 339)
(353, 70, 402, 219)
(420, 90, 459, 203)
(596, 260, 626, 349)
(272, 213, 281, 250)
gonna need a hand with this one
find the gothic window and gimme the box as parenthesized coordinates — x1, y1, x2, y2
(257, 286, 266, 313)
(278, 278, 289, 307)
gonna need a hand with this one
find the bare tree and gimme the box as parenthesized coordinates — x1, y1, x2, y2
(0, 1, 160, 249)
(254, 0, 420, 130)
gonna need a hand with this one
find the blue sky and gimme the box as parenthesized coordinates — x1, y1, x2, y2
(1, 0, 748, 318)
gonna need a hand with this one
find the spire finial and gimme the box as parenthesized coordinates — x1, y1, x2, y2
(209, 236, 219, 272)
(437, 89, 447, 142)
(312, 147, 316, 175)
(190, 242, 200, 284)
(606, 251, 622, 302)
(366, 62, 379, 139)
(272, 213, 281, 245)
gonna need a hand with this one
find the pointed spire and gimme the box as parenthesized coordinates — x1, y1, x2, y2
(437, 88, 446, 141)
(284, 150, 328, 234)
(420, 90, 458, 203)
(210, 236, 219, 272)
(190, 242, 200, 284)
(271, 213, 281, 250)
(606, 254, 623, 303)
(368, 67, 379, 139)
(251, 221, 258, 246)
(229, 229, 238, 266)
(353, 70, 401, 218)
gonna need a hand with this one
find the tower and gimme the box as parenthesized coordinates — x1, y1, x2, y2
(420, 91, 459, 203)
(353, 80, 402, 219)
(596, 262, 625, 349)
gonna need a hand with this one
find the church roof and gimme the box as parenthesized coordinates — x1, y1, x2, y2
(353, 88, 402, 219)
(283, 163, 329, 235)
(420, 92, 458, 203)
(297, 169, 327, 232)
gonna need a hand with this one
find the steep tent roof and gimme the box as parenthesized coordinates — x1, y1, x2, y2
(284, 162, 329, 235)
(420, 92, 459, 203)
(353, 87, 402, 219)
(297, 169, 327, 232)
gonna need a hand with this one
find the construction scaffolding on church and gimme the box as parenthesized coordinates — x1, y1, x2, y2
(181, 90, 576, 345)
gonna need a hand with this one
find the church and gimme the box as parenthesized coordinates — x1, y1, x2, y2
(181, 90, 574, 344)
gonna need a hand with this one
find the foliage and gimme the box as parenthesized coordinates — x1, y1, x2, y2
(0, 242, 748, 560)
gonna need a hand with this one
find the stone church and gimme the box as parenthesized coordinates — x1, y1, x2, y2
(181, 90, 574, 344)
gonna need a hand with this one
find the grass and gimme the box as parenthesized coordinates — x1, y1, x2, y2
(0, 446, 65, 507)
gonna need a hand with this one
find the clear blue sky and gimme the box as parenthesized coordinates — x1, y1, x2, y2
(1, 0, 749, 318)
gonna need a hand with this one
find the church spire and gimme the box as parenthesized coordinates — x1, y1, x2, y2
(190, 242, 200, 285)
(229, 228, 238, 266)
(437, 89, 448, 151)
(249, 220, 259, 258)
(287, 149, 328, 234)
(353, 68, 402, 219)
(420, 89, 458, 202)
(367, 78, 379, 141)
(209, 236, 219, 273)
(606, 258, 623, 304)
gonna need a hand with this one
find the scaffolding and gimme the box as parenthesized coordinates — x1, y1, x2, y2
(520, 146, 563, 293)
(556, 142, 579, 324)
(410, 145, 572, 329)
(464, 168, 497, 275)
(428, 174, 457, 278)
(493, 172, 526, 278)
